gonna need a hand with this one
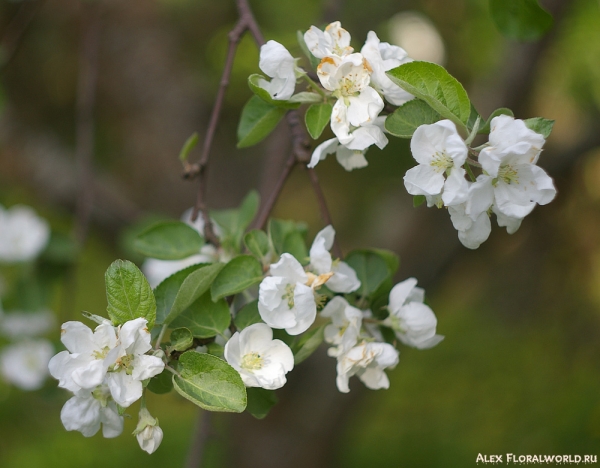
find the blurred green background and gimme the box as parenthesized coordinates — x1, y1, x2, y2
(1, 0, 600, 466)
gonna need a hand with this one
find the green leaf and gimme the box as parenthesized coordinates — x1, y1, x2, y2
(386, 62, 471, 130)
(244, 229, 270, 260)
(160, 263, 225, 325)
(385, 99, 441, 138)
(171, 292, 231, 338)
(369, 249, 400, 276)
(268, 219, 308, 264)
(147, 370, 174, 394)
(246, 387, 278, 419)
(211, 190, 260, 253)
(178, 132, 199, 162)
(206, 342, 224, 357)
(289, 92, 322, 104)
(305, 103, 332, 139)
(237, 96, 287, 148)
(238, 190, 260, 231)
(297, 30, 321, 70)
(154, 264, 207, 325)
(345, 250, 395, 299)
(479, 108, 515, 134)
(524, 117, 554, 138)
(105, 260, 156, 329)
(248, 74, 300, 109)
(292, 325, 325, 364)
(413, 195, 426, 208)
(489, 0, 553, 42)
(233, 300, 263, 330)
(173, 351, 247, 413)
(168, 327, 194, 352)
(134, 221, 204, 260)
(467, 104, 482, 133)
(211, 255, 264, 301)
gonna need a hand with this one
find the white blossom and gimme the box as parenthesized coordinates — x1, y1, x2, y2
(0, 310, 55, 339)
(0, 204, 50, 263)
(257, 40, 299, 100)
(48, 320, 118, 393)
(404, 120, 469, 206)
(0, 339, 53, 390)
(321, 296, 362, 357)
(304, 21, 353, 59)
(360, 31, 413, 105)
(258, 253, 317, 335)
(105, 318, 164, 408)
(308, 225, 361, 294)
(336, 341, 399, 393)
(60, 385, 123, 438)
(134, 407, 163, 454)
(224, 323, 294, 390)
(384, 278, 444, 349)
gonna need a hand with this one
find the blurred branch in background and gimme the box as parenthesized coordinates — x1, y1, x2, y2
(0, 0, 45, 71)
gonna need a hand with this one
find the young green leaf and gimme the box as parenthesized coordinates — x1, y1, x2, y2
(489, 0, 553, 42)
(305, 103, 333, 139)
(246, 387, 278, 419)
(292, 325, 325, 365)
(154, 264, 207, 325)
(211, 190, 260, 253)
(268, 219, 308, 264)
(173, 351, 247, 413)
(413, 195, 426, 208)
(345, 250, 395, 299)
(105, 260, 156, 329)
(178, 132, 199, 162)
(244, 229, 270, 260)
(233, 300, 263, 330)
(168, 327, 194, 352)
(385, 99, 441, 138)
(134, 221, 204, 260)
(211, 255, 264, 301)
(147, 370, 174, 395)
(171, 292, 231, 339)
(386, 62, 471, 130)
(248, 74, 300, 109)
(160, 262, 225, 325)
(289, 92, 323, 104)
(524, 117, 555, 138)
(237, 96, 287, 148)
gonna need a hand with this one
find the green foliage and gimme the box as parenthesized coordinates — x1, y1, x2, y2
(386, 62, 471, 131)
(147, 370, 174, 395)
(289, 92, 323, 104)
(237, 95, 287, 148)
(173, 351, 247, 413)
(211, 255, 264, 301)
(105, 260, 156, 329)
(247, 74, 300, 109)
(134, 221, 204, 260)
(524, 117, 555, 138)
(305, 103, 332, 139)
(246, 387, 278, 419)
(171, 292, 231, 338)
(489, 0, 553, 42)
(413, 195, 426, 208)
(243, 229, 270, 261)
(234, 299, 263, 330)
(268, 218, 308, 264)
(292, 324, 325, 364)
(478, 108, 514, 134)
(178, 132, 199, 162)
(211, 190, 259, 253)
(168, 327, 194, 352)
(385, 99, 441, 138)
(345, 249, 399, 303)
(155, 263, 225, 326)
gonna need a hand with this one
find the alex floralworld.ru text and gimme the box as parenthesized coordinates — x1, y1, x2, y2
(476, 454, 598, 464)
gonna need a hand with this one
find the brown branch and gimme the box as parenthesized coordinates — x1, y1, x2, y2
(307, 168, 342, 258)
(73, 1, 101, 246)
(0, 0, 45, 71)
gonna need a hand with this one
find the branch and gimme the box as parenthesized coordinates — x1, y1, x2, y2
(0, 0, 45, 72)
(307, 168, 342, 258)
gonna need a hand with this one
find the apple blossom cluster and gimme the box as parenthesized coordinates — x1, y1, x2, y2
(404, 116, 556, 248)
(256, 21, 413, 171)
(48, 318, 164, 452)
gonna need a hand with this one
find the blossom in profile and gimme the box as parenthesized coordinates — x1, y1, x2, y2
(0, 204, 50, 263)
(304, 21, 353, 59)
(257, 40, 300, 100)
(321, 296, 362, 357)
(134, 407, 163, 454)
(224, 323, 294, 390)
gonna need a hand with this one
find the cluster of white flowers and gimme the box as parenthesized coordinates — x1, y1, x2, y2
(404, 116, 556, 248)
(321, 276, 442, 392)
(48, 318, 164, 452)
(257, 21, 413, 171)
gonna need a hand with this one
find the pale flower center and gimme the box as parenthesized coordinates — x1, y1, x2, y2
(497, 164, 519, 185)
(92, 346, 111, 360)
(282, 283, 296, 309)
(241, 352, 264, 371)
(430, 151, 454, 172)
(112, 354, 135, 375)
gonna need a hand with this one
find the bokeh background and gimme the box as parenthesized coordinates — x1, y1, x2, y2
(1, 0, 600, 466)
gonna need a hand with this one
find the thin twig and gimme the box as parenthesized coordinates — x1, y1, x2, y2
(307, 168, 342, 258)
(0, 0, 45, 72)
(73, 1, 101, 246)
(185, 411, 213, 468)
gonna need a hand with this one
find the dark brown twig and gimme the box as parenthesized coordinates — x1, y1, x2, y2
(307, 168, 342, 258)
(0, 0, 45, 72)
